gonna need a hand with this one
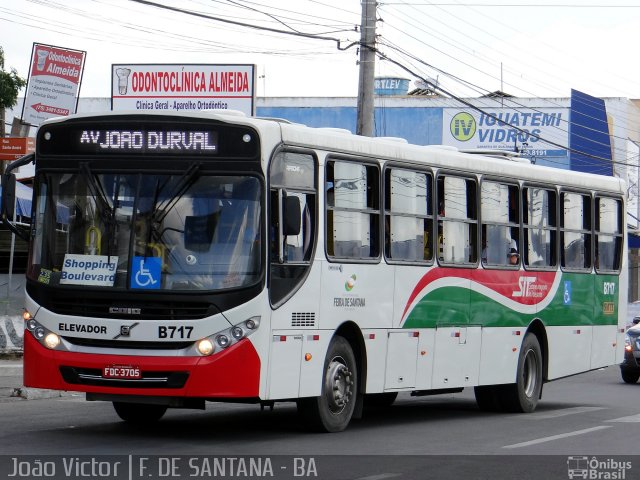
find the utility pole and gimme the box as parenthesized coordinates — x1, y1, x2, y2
(356, 0, 376, 137)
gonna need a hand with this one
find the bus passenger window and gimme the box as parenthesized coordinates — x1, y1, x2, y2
(595, 196, 622, 272)
(522, 187, 557, 269)
(384, 168, 432, 263)
(560, 192, 591, 271)
(437, 175, 477, 265)
(327, 160, 380, 260)
(481, 182, 519, 268)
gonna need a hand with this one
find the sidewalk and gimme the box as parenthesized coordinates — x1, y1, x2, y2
(0, 357, 73, 400)
(0, 358, 23, 399)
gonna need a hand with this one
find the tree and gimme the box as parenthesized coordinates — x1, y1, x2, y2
(0, 46, 27, 138)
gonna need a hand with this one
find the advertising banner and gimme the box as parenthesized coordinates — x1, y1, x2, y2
(21, 43, 86, 127)
(111, 64, 256, 116)
(442, 107, 569, 166)
(0, 137, 35, 162)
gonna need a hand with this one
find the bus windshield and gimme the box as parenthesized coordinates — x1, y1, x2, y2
(28, 170, 262, 292)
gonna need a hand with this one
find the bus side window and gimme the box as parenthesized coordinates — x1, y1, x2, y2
(560, 192, 591, 271)
(522, 186, 557, 269)
(437, 175, 477, 265)
(384, 167, 432, 263)
(481, 181, 519, 268)
(595, 196, 622, 272)
(327, 159, 380, 260)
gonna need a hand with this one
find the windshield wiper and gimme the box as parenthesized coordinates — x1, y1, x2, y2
(151, 162, 202, 229)
(80, 162, 112, 220)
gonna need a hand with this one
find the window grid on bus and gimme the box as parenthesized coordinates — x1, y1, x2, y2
(522, 186, 557, 270)
(326, 160, 380, 260)
(481, 181, 520, 268)
(384, 167, 433, 264)
(595, 196, 623, 273)
(560, 191, 592, 271)
(436, 175, 478, 265)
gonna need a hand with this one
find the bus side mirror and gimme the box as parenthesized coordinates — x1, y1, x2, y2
(283, 196, 301, 236)
(1, 173, 17, 221)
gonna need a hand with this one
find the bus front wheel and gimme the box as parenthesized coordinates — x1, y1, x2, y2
(113, 402, 167, 424)
(298, 335, 358, 432)
(502, 333, 543, 413)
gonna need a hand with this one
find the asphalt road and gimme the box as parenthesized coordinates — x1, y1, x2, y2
(0, 365, 638, 479)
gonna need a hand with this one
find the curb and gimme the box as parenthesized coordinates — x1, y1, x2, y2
(11, 387, 76, 400)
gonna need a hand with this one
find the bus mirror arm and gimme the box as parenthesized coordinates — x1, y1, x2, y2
(1, 154, 34, 242)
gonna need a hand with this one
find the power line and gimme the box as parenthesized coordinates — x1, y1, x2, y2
(379, 3, 640, 6)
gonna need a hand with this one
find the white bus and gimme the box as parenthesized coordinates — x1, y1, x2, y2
(1, 111, 626, 432)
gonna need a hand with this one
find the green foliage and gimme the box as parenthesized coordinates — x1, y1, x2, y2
(0, 46, 27, 110)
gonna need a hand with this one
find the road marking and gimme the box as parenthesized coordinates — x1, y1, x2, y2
(525, 406, 605, 419)
(606, 413, 640, 422)
(502, 426, 611, 449)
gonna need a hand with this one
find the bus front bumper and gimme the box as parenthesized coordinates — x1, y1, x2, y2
(23, 332, 261, 399)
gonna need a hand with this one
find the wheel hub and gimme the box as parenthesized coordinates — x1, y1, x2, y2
(324, 357, 354, 414)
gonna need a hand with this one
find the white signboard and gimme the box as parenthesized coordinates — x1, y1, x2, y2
(22, 43, 86, 127)
(60, 255, 118, 287)
(111, 64, 256, 116)
(442, 107, 569, 160)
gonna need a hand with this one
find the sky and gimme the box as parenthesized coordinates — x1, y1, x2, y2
(1, 0, 640, 101)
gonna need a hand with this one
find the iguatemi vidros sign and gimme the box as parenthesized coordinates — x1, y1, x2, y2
(442, 107, 569, 162)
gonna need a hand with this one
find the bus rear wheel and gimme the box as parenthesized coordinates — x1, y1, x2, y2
(298, 335, 357, 432)
(502, 333, 543, 413)
(113, 402, 167, 424)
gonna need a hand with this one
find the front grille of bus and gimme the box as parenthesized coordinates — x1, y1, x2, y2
(63, 337, 193, 350)
(60, 366, 189, 389)
(48, 298, 215, 320)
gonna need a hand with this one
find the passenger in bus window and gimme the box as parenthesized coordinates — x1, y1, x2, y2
(508, 238, 519, 265)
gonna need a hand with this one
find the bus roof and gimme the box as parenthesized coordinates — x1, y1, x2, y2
(37, 111, 626, 196)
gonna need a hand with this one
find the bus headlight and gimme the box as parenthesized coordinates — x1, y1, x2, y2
(44, 333, 61, 350)
(216, 334, 230, 348)
(193, 316, 261, 356)
(245, 316, 260, 330)
(23, 317, 66, 351)
(231, 326, 244, 340)
(196, 338, 215, 356)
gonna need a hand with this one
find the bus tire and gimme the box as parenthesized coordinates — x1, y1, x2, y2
(297, 335, 357, 432)
(113, 402, 167, 424)
(502, 333, 543, 413)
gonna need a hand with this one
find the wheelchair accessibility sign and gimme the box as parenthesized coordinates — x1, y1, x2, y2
(131, 256, 161, 289)
(563, 280, 572, 305)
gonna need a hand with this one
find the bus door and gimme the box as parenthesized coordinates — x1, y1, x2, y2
(592, 195, 624, 368)
(267, 151, 320, 399)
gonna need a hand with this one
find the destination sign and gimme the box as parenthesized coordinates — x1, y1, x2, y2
(36, 118, 259, 159)
(78, 130, 218, 152)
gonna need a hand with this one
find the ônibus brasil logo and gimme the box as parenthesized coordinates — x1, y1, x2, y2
(450, 112, 477, 142)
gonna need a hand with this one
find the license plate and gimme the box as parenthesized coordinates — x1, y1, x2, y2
(102, 365, 141, 379)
